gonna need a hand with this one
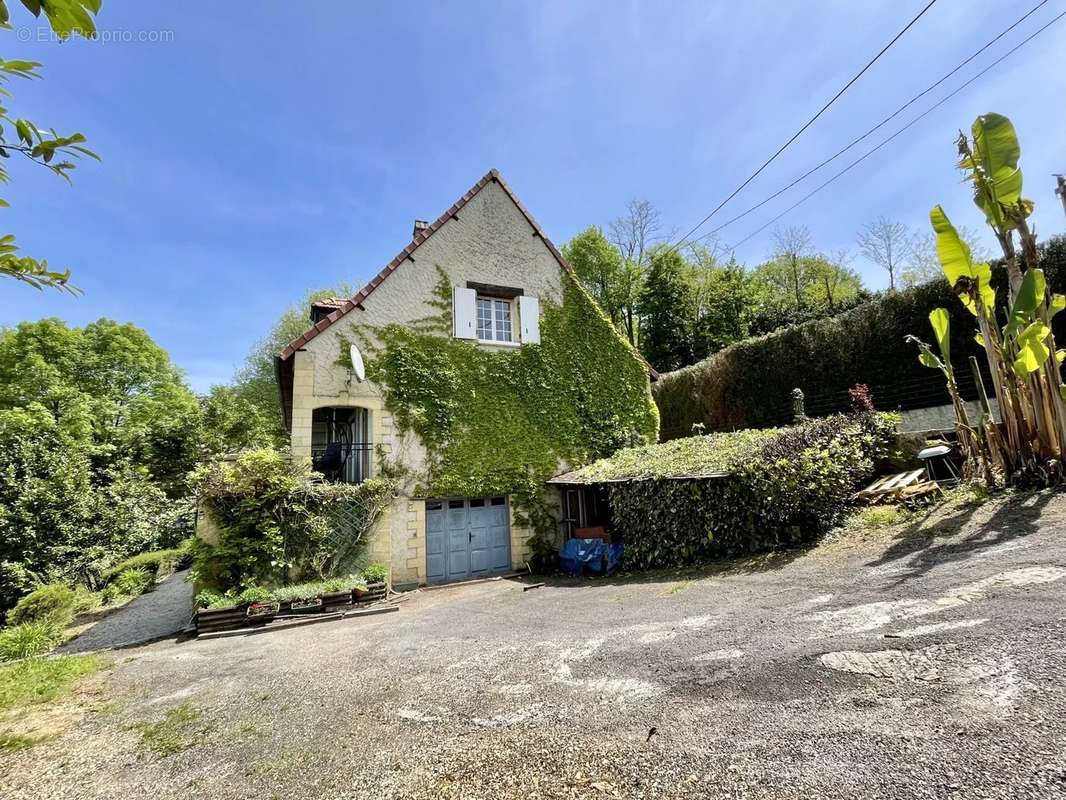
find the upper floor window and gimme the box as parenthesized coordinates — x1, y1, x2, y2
(477, 296, 513, 343)
(453, 284, 539, 346)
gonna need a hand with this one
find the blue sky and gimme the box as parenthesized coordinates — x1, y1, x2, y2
(0, 1, 1062, 392)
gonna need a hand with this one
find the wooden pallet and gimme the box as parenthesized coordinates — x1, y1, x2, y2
(855, 469, 937, 503)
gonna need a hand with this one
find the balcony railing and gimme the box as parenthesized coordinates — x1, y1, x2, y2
(311, 442, 373, 485)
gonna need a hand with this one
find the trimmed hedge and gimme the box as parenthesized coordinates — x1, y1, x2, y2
(653, 237, 1066, 440)
(595, 413, 897, 568)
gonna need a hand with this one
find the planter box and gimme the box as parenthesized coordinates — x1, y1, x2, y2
(245, 601, 278, 622)
(353, 582, 387, 605)
(290, 597, 323, 613)
(195, 605, 249, 634)
(320, 591, 353, 610)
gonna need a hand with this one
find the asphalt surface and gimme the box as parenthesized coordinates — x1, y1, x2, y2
(4, 491, 1066, 799)
(58, 570, 193, 654)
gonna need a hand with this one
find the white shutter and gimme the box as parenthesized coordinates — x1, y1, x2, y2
(518, 295, 540, 344)
(453, 287, 477, 339)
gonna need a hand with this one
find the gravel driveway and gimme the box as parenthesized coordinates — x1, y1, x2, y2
(59, 569, 193, 654)
(5, 492, 1066, 799)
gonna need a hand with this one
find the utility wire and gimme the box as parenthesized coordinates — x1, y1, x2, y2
(724, 9, 1066, 253)
(689, 0, 1051, 246)
(666, 0, 940, 254)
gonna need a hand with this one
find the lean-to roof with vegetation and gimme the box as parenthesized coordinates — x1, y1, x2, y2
(550, 427, 778, 484)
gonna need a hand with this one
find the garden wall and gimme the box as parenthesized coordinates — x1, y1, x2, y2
(653, 237, 1066, 441)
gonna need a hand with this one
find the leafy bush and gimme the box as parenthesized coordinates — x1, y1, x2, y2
(0, 406, 191, 613)
(578, 413, 898, 569)
(653, 238, 1066, 439)
(102, 540, 192, 584)
(101, 568, 154, 604)
(0, 622, 62, 662)
(194, 590, 229, 610)
(8, 584, 76, 627)
(361, 563, 388, 584)
(192, 450, 394, 593)
(270, 582, 327, 604)
(72, 586, 103, 615)
(235, 585, 273, 605)
(197, 586, 275, 611)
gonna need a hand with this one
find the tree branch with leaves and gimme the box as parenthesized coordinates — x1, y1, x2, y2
(0, 0, 102, 294)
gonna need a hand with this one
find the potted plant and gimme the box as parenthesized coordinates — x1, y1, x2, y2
(357, 564, 388, 603)
(273, 581, 326, 615)
(238, 586, 278, 623)
(318, 577, 353, 609)
(290, 596, 323, 613)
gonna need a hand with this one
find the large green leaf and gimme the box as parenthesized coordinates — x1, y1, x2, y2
(929, 308, 950, 364)
(969, 113, 1024, 230)
(1003, 268, 1046, 339)
(1012, 321, 1051, 378)
(930, 205, 996, 315)
(0, 0, 100, 38)
(1050, 294, 1066, 319)
(906, 334, 946, 374)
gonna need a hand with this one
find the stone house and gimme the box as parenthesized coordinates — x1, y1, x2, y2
(274, 169, 657, 587)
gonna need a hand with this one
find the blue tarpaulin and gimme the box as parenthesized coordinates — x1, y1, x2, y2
(559, 539, 624, 577)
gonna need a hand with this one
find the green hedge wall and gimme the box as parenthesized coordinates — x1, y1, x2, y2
(605, 413, 897, 568)
(653, 236, 1066, 440)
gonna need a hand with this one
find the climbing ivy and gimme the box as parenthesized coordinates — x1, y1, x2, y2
(347, 268, 658, 554)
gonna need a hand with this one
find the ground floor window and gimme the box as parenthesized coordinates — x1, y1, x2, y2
(311, 406, 372, 484)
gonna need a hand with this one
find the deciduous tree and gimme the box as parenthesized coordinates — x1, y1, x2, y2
(609, 199, 664, 345)
(902, 227, 992, 287)
(562, 226, 625, 326)
(234, 285, 356, 445)
(638, 246, 696, 372)
(857, 216, 913, 292)
(769, 225, 814, 308)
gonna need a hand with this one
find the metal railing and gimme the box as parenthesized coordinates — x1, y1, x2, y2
(311, 442, 373, 485)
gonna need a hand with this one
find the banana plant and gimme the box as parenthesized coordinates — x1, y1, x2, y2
(908, 309, 993, 481)
(910, 112, 1066, 485)
(958, 113, 1032, 296)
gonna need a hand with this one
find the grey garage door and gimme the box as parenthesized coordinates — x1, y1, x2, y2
(425, 497, 511, 584)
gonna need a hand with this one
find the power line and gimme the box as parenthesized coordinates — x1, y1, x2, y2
(690, 0, 1051, 246)
(666, 0, 940, 254)
(724, 9, 1066, 253)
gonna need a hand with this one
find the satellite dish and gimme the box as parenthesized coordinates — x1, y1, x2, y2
(349, 343, 366, 383)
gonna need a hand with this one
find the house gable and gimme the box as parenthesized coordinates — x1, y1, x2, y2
(278, 169, 571, 361)
(276, 170, 574, 428)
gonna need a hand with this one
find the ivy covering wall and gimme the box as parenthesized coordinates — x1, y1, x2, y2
(653, 237, 1066, 440)
(348, 270, 659, 547)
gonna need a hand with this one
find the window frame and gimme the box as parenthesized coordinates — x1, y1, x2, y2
(476, 294, 515, 344)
